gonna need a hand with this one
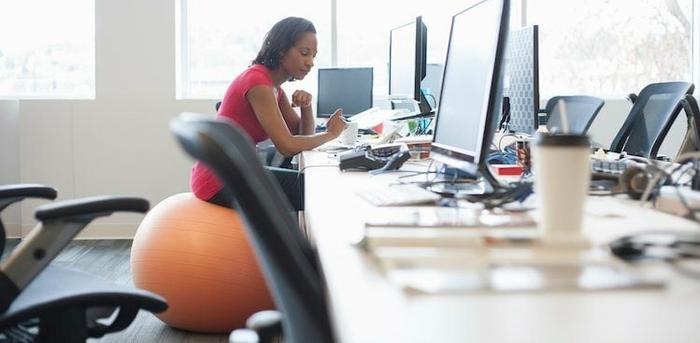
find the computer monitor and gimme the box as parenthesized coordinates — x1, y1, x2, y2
(388, 17, 432, 115)
(429, 0, 510, 194)
(502, 25, 539, 134)
(317, 67, 373, 118)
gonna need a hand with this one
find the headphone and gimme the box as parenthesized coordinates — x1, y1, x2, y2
(619, 164, 657, 200)
(619, 152, 700, 200)
(619, 161, 675, 201)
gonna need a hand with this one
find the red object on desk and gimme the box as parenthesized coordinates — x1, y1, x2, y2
(491, 164, 523, 176)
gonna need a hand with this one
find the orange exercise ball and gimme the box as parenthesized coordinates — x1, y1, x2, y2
(130, 193, 274, 333)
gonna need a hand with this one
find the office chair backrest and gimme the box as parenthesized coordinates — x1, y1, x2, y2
(545, 95, 605, 135)
(170, 114, 333, 343)
(609, 82, 694, 158)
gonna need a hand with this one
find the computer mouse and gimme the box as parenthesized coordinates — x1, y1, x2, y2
(609, 230, 700, 261)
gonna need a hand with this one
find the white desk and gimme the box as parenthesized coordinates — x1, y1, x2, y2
(301, 150, 700, 343)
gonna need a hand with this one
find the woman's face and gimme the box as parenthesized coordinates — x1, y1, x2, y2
(280, 32, 317, 80)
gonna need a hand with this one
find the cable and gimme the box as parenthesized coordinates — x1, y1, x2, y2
(297, 164, 340, 174)
(465, 182, 533, 210)
(396, 170, 441, 182)
(640, 170, 668, 203)
(497, 133, 516, 151)
(424, 93, 437, 108)
(672, 186, 700, 221)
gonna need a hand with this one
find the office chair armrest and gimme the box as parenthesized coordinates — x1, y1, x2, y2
(0, 184, 57, 258)
(229, 310, 283, 343)
(0, 184, 57, 212)
(538, 108, 547, 114)
(680, 94, 700, 121)
(0, 196, 150, 298)
(626, 93, 638, 105)
(34, 196, 149, 222)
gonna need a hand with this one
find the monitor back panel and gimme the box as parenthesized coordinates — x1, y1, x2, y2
(317, 68, 373, 117)
(503, 25, 539, 134)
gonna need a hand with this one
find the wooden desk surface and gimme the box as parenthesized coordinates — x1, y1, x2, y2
(301, 150, 700, 343)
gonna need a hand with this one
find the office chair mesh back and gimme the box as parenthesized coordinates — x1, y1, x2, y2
(545, 95, 604, 135)
(170, 116, 333, 343)
(609, 82, 694, 158)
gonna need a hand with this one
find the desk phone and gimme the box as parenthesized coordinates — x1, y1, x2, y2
(339, 143, 411, 172)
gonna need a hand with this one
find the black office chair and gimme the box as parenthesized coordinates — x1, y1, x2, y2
(171, 113, 333, 343)
(542, 95, 605, 135)
(0, 184, 168, 342)
(609, 82, 694, 158)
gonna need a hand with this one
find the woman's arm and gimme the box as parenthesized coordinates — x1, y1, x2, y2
(248, 85, 345, 157)
(278, 91, 301, 134)
(278, 90, 316, 135)
(293, 90, 316, 135)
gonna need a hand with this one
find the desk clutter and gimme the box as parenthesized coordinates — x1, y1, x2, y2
(350, 195, 700, 294)
(314, 101, 700, 296)
(356, 217, 667, 294)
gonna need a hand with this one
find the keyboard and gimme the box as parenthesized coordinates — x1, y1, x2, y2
(363, 207, 536, 228)
(590, 158, 636, 180)
(356, 183, 442, 206)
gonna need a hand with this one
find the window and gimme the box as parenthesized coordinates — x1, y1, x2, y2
(179, 0, 331, 99)
(336, 0, 472, 98)
(526, 0, 693, 97)
(180, 0, 694, 100)
(0, 0, 94, 99)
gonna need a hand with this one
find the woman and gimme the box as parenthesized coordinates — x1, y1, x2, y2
(191, 17, 346, 208)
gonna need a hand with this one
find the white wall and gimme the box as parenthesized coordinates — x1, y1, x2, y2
(18, 0, 215, 238)
(0, 101, 21, 237)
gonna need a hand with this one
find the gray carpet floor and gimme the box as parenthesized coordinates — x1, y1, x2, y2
(3, 239, 229, 342)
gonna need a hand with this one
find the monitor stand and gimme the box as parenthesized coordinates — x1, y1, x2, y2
(428, 178, 493, 197)
(426, 162, 504, 198)
(389, 90, 435, 121)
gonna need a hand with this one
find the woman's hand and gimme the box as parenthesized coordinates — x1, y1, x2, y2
(326, 109, 347, 137)
(291, 90, 313, 109)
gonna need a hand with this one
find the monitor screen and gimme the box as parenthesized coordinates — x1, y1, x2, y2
(430, 0, 510, 175)
(389, 17, 427, 104)
(317, 67, 373, 117)
(502, 25, 539, 134)
(389, 21, 416, 100)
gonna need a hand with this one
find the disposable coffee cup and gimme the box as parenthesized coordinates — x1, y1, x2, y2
(532, 134, 591, 239)
(340, 121, 359, 146)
